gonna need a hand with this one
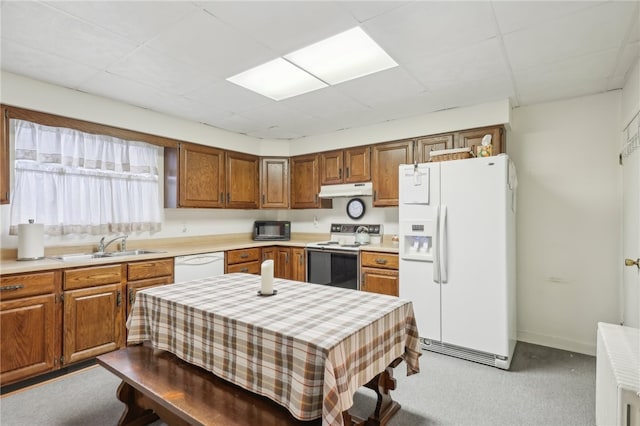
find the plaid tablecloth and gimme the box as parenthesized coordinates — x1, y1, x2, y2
(127, 273, 421, 426)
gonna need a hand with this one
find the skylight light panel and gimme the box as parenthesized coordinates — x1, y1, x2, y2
(227, 58, 327, 101)
(284, 27, 398, 85)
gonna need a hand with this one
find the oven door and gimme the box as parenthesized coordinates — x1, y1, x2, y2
(306, 248, 359, 290)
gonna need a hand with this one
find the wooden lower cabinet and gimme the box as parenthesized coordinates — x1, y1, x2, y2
(290, 248, 306, 282)
(62, 264, 125, 365)
(262, 246, 306, 281)
(360, 251, 399, 297)
(0, 271, 60, 385)
(226, 248, 261, 274)
(126, 258, 174, 316)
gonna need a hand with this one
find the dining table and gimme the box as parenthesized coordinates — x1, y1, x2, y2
(126, 273, 422, 426)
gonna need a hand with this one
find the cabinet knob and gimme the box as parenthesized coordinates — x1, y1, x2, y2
(375, 258, 387, 265)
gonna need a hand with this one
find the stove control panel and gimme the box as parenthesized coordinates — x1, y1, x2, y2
(329, 223, 383, 235)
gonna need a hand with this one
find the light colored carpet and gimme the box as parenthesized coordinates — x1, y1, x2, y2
(0, 342, 595, 426)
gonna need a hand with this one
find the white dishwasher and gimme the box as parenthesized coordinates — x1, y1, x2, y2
(174, 252, 225, 283)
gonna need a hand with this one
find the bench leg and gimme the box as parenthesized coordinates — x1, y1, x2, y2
(346, 358, 402, 426)
(363, 366, 400, 426)
(116, 380, 159, 426)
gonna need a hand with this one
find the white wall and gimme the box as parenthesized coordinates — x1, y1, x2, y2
(621, 59, 639, 129)
(508, 91, 622, 355)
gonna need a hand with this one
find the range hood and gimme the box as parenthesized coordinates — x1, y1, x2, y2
(318, 182, 373, 198)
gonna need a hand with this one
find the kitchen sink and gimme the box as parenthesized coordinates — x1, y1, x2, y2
(51, 249, 165, 261)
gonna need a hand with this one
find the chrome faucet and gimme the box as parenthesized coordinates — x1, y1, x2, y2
(98, 235, 128, 253)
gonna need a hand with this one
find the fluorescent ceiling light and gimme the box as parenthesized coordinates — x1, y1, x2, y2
(285, 27, 398, 85)
(227, 57, 327, 101)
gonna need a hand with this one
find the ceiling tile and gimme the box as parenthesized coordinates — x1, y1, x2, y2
(503, 1, 636, 71)
(492, 1, 605, 35)
(514, 50, 617, 105)
(407, 38, 511, 90)
(337, 1, 412, 23)
(200, 1, 357, 55)
(77, 71, 181, 111)
(336, 67, 426, 108)
(106, 46, 213, 95)
(363, 2, 496, 64)
(145, 8, 279, 78)
(43, 1, 199, 44)
(1, 39, 100, 89)
(184, 80, 273, 115)
(1, 1, 136, 69)
(279, 87, 369, 119)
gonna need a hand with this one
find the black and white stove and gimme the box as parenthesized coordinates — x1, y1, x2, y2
(305, 224, 383, 290)
(306, 223, 383, 252)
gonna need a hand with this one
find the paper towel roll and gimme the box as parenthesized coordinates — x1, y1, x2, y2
(18, 220, 44, 260)
(261, 259, 274, 295)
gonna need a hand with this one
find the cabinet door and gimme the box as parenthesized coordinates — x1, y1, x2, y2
(0, 106, 9, 204)
(260, 158, 289, 209)
(455, 126, 504, 155)
(291, 154, 332, 209)
(226, 151, 259, 209)
(290, 248, 306, 282)
(127, 277, 172, 316)
(320, 150, 344, 185)
(275, 247, 291, 279)
(63, 283, 124, 364)
(180, 143, 225, 208)
(344, 146, 370, 183)
(262, 246, 276, 263)
(415, 134, 453, 163)
(361, 267, 399, 297)
(1, 294, 59, 385)
(371, 140, 413, 207)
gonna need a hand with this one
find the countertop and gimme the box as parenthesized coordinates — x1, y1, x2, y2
(0, 233, 399, 275)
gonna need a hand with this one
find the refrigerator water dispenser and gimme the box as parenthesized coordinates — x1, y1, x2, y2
(399, 220, 434, 261)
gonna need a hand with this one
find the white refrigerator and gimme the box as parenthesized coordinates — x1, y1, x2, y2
(398, 154, 517, 369)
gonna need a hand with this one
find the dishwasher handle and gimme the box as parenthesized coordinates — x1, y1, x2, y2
(175, 254, 223, 266)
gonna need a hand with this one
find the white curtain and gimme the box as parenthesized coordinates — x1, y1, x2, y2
(9, 119, 162, 236)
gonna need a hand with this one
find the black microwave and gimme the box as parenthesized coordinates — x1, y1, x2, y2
(253, 221, 291, 241)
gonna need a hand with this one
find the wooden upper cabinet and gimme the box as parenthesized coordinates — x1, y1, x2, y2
(320, 150, 343, 185)
(454, 125, 504, 156)
(260, 157, 289, 209)
(226, 151, 259, 209)
(345, 146, 370, 183)
(371, 140, 413, 207)
(415, 134, 454, 163)
(290, 154, 332, 209)
(179, 143, 225, 208)
(320, 146, 370, 185)
(1, 106, 9, 204)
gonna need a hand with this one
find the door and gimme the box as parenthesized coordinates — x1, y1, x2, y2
(260, 158, 289, 209)
(398, 162, 441, 342)
(320, 150, 343, 185)
(291, 248, 306, 282)
(180, 143, 225, 208)
(226, 151, 259, 209)
(622, 117, 639, 327)
(439, 156, 509, 355)
(372, 140, 413, 206)
(63, 283, 124, 364)
(344, 146, 370, 183)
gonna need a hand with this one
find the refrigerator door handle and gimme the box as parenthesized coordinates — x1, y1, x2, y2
(440, 205, 448, 284)
(433, 205, 441, 283)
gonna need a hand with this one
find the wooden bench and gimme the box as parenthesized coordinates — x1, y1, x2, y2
(97, 345, 402, 426)
(97, 345, 321, 426)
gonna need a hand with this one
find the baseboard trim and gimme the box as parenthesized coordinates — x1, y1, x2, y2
(517, 330, 596, 356)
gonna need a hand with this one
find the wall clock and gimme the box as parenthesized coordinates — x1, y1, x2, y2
(346, 198, 366, 220)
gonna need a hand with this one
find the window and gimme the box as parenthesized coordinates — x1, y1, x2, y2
(9, 119, 162, 236)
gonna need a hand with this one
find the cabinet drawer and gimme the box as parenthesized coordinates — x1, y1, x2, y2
(227, 260, 261, 274)
(360, 252, 399, 270)
(227, 248, 260, 265)
(64, 264, 123, 290)
(0, 271, 57, 301)
(128, 259, 174, 281)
